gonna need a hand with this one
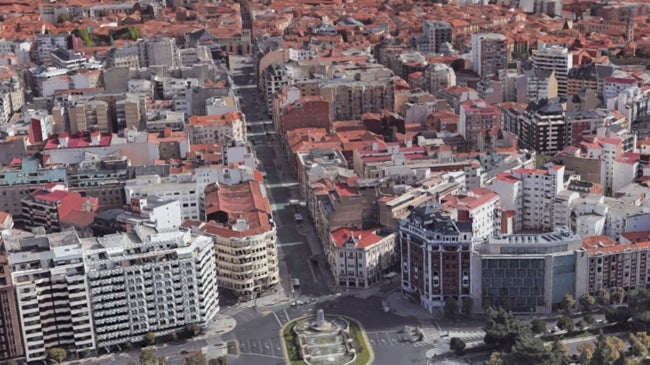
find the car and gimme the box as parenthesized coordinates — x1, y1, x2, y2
(180, 350, 189, 355)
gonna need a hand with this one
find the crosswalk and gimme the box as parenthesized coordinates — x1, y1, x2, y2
(446, 329, 486, 342)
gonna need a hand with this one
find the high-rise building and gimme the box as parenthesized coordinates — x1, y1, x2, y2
(83, 199, 219, 349)
(471, 33, 508, 77)
(417, 21, 452, 54)
(490, 165, 565, 232)
(8, 229, 96, 362)
(399, 205, 474, 313)
(0, 223, 24, 362)
(532, 45, 573, 96)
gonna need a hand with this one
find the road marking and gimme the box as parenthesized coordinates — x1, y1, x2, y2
(238, 353, 284, 359)
(272, 311, 283, 327)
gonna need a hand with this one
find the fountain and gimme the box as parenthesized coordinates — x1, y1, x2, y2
(291, 309, 357, 365)
(311, 309, 333, 331)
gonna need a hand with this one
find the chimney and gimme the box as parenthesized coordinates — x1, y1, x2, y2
(90, 131, 101, 146)
(58, 133, 69, 148)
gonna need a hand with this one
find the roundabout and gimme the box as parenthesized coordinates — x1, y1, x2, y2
(282, 309, 373, 365)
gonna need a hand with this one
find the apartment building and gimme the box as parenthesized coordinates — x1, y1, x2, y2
(603, 76, 638, 101)
(458, 99, 503, 149)
(416, 20, 452, 54)
(442, 188, 502, 241)
(423, 63, 456, 96)
(508, 98, 567, 154)
(21, 183, 98, 234)
(399, 206, 474, 313)
(0, 157, 67, 218)
(189, 180, 279, 300)
(329, 228, 397, 288)
(472, 227, 584, 313)
(567, 63, 614, 98)
(471, 33, 508, 78)
(0, 228, 23, 362)
(532, 45, 573, 96)
(580, 235, 650, 295)
(68, 100, 111, 134)
(115, 95, 145, 130)
(524, 69, 558, 103)
(125, 174, 200, 221)
(82, 201, 219, 349)
(187, 112, 246, 145)
(7, 229, 96, 362)
(490, 165, 565, 232)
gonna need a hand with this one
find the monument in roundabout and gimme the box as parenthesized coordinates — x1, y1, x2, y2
(284, 308, 370, 365)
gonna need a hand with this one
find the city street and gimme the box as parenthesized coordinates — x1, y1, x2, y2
(229, 55, 333, 298)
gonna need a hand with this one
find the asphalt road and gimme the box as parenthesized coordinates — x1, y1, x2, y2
(229, 56, 332, 298)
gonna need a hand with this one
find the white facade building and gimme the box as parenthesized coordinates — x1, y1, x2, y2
(125, 174, 201, 221)
(82, 208, 219, 349)
(7, 230, 96, 362)
(490, 165, 565, 232)
(532, 45, 573, 96)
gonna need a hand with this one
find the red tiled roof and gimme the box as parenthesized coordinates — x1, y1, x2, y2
(330, 227, 387, 249)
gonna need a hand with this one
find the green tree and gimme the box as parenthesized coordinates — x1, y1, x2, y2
(170, 331, 179, 341)
(583, 314, 595, 325)
(605, 306, 632, 325)
(506, 336, 552, 364)
(611, 287, 626, 304)
(444, 297, 458, 320)
(577, 342, 594, 365)
(531, 319, 546, 334)
(560, 294, 576, 312)
(461, 297, 474, 317)
(140, 349, 156, 365)
(47, 348, 67, 364)
(596, 289, 611, 306)
(57, 14, 69, 23)
(548, 338, 570, 365)
(579, 292, 596, 312)
(186, 323, 201, 337)
(125, 341, 134, 350)
(7, 360, 18, 365)
(73, 28, 96, 47)
(629, 333, 649, 358)
(629, 289, 650, 331)
(208, 358, 227, 365)
(483, 306, 530, 352)
(591, 334, 626, 365)
(144, 332, 156, 346)
(484, 351, 505, 365)
(450, 337, 466, 355)
(127, 361, 137, 365)
(157, 356, 167, 365)
(557, 316, 574, 332)
(185, 352, 207, 365)
(126, 26, 142, 41)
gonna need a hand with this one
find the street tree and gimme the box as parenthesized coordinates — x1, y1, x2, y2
(186, 323, 201, 337)
(560, 294, 576, 312)
(629, 333, 649, 358)
(506, 336, 553, 364)
(577, 343, 594, 365)
(548, 339, 570, 365)
(611, 287, 626, 304)
(590, 334, 626, 365)
(185, 352, 208, 365)
(144, 332, 156, 346)
(596, 289, 611, 306)
(483, 306, 530, 352)
(583, 314, 595, 326)
(450, 337, 466, 355)
(140, 349, 156, 365)
(557, 316, 574, 332)
(531, 319, 546, 334)
(47, 348, 67, 364)
(579, 292, 596, 312)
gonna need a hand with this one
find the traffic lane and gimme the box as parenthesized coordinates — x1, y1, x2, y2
(322, 295, 420, 331)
